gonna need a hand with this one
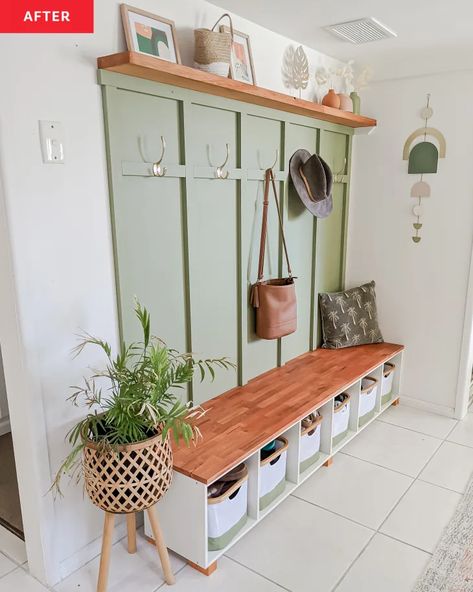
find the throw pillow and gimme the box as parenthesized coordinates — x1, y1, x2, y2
(319, 281, 384, 349)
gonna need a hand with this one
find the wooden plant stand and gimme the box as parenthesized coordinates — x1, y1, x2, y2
(97, 506, 175, 592)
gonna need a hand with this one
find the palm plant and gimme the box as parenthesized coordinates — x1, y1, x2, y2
(359, 317, 368, 336)
(364, 301, 374, 319)
(353, 291, 362, 308)
(347, 307, 357, 325)
(368, 328, 378, 343)
(53, 301, 234, 493)
(335, 295, 346, 313)
(352, 333, 361, 346)
(328, 309, 340, 329)
(341, 322, 351, 341)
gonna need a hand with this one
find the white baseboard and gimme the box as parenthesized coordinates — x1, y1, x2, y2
(0, 417, 11, 436)
(400, 394, 455, 418)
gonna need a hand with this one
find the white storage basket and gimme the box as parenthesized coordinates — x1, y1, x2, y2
(332, 394, 350, 446)
(300, 414, 323, 473)
(259, 437, 288, 511)
(208, 471, 248, 551)
(381, 362, 396, 406)
(359, 376, 378, 426)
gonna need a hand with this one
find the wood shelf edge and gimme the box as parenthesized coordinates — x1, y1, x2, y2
(97, 52, 377, 129)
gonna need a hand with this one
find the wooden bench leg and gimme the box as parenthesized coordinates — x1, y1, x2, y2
(126, 513, 137, 554)
(391, 398, 400, 407)
(188, 560, 217, 576)
(323, 457, 333, 468)
(97, 512, 115, 592)
(146, 505, 175, 585)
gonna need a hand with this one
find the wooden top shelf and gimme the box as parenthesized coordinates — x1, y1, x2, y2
(172, 343, 403, 484)
(98, 52, 377, 129)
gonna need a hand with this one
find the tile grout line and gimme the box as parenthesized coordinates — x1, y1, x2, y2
(339, 450, 422, 479)
(290, 493, 378, 532)
(330, 530, 377, 592)
(375, 434, 444, 534)
(0, 563, 20, 581)
(416, 477, 465, 496)
(225, 555, 293, 591)
(338, 449, 416, 479)
(154, 562, 188, 591)
(374, 417, 449, 441)
(329, 409, 454, 591)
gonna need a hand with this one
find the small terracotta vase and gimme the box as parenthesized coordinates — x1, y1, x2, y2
(322, 89, 340, 109)
(338, 93, 353, 112)
(350, 91, 361, 114)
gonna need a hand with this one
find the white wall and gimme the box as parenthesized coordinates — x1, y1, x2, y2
(347, 69, 473, 416)
(0, 0, 343, 584)
(0, 348, 10, 435)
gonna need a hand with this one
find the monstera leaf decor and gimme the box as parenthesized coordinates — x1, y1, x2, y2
(292, 45, 309, 98)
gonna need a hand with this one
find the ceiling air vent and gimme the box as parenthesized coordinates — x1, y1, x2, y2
(325, 17, 397, 44)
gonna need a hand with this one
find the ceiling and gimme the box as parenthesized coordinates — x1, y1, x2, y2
(210, 0, 473, 80)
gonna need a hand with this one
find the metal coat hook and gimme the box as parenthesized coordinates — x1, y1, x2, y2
(152, 136, 167, 177)
(268, 149, 279, 171)
(333, 157, 346, 183)
(215, 143, 230, 179)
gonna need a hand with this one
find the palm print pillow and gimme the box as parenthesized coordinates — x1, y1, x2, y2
(319, 281, 384, 349)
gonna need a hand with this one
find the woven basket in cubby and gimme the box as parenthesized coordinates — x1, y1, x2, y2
(82, 431, 173, 514)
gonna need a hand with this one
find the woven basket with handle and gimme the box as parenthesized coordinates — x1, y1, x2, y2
(82, 429, 173, 514)
(194, 13, 234, 76)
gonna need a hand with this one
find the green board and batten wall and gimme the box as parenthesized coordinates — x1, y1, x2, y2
(99, 69, 353, 405)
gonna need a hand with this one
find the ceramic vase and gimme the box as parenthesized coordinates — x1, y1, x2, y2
(337, 93, 353, 112)
(350, 91, 361, 115)
(322, 89, 340, 109)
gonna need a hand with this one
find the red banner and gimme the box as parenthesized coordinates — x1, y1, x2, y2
(1, 0, 94, 33)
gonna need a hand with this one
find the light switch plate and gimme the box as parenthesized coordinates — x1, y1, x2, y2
(39, 120, 65, 164)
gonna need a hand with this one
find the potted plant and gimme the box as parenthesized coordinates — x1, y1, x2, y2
(53, 300, 234, 513)
(53, 302, 234, 588)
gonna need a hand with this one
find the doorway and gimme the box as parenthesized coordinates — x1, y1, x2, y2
(0, 346, 23, 540)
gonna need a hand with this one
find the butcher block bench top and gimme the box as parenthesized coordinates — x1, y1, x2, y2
(173, 343, 404, 485)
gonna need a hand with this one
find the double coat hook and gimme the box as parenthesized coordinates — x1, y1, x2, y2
(152, 136, 167, 177)
(333, 157, 347, 183)
(209, 143, 230, 179)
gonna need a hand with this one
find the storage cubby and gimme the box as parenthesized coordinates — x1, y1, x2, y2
(381, 351, 403, 409)
(332, 381, 360, 451)
(146, 344, 404, 573)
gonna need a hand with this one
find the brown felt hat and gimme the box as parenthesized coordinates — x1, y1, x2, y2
(289, 149, 333, 218)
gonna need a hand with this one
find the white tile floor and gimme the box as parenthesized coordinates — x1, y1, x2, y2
(1, 403, 471, 592)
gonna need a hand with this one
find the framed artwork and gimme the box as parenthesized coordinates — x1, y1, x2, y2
(220, 25, 256, 85)
(121, 4, 181, 64)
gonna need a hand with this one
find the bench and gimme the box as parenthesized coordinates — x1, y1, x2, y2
(144, 342, 404, 574)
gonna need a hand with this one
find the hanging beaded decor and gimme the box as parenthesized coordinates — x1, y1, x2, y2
(402, 94, 446, 243)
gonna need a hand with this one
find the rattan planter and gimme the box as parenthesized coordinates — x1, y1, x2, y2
(83, 429, 173, 514)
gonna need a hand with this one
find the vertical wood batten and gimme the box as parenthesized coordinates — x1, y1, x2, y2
(180, 99, 194, 402)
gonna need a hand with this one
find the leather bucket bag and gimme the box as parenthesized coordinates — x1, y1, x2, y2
(250, 169, 297, 340)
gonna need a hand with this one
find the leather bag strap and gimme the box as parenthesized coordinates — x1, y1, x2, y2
(257, 168, 293, 282)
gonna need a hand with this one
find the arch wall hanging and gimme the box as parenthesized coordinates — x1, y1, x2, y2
(403, 94, 446, 243)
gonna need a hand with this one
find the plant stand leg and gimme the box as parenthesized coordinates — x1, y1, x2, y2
(126, 513, 137, 554)
(97, 512, 115, 592)
(146, 505, 175, 585)
(392, 398, 400, 407)
(323, 457, 333, 468)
